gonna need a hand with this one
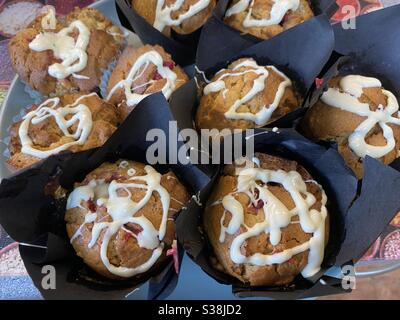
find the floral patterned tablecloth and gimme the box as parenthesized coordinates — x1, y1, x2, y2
(0, 0, 400, 300)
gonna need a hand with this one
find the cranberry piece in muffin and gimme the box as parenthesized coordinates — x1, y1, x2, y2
(106, 45, 189, 122)
(8, 6, 125, 96)
(301, 75, 400, 179)
(132, 0, 216, 36)
(224, 0, 314, 40)
(8, 92, 118, 171)
(65, 160, 190, 279)
(203, 153, 329, 286)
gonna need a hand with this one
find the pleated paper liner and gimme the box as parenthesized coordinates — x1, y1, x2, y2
(0, 92, 216, 300)
(165, 16, 334, 138)
(196, 0, 338, 71)
(115, 0, 226, 66)
(301, 4, 400, 172)
(175, 128, 400, 299)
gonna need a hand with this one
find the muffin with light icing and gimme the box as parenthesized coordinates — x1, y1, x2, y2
(301, 75, 400, 179)
(65, 160, 190, 280)
(106, 44, 189, 122)
(196, 58, 299, 131)
(203, 153, 329, 286)
(132, 0, 216, 35)
(8, 93, 118, 171)
(224, 0, 314, 40)
(8, 6, 125, 96)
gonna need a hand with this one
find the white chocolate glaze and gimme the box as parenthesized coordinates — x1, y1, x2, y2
(203, 59, 292, 126)
(18, 93, 96, 159)
(41, 6, 57, 30)
(153, 0, 211, 31)
(67, 164, 174, 278)
(29, 13, 91, 80)
(226, 0, 300, 28)
(214, 165, 327, 278)
(321, 75, 400, 159)
(107, 50, 177, 107)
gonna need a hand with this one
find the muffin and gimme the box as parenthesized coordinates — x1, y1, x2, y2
(301, 75, 400, 179)
(196, 58, 299, 131)
(224, 0, 314, 40)
(106, 45, 189, 121)
(132, 0, 216, 35)
(203, 153, 329, 286)
(65, 160, 190, 279)
(8, 6, 125, 96)
(8, 92, 118, 171)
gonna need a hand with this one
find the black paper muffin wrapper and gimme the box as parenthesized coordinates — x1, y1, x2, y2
(196, 0, 338, 71)
(175, 128, 400, 299)
(172, 14, 335, 133)
(115, 0, 226, 66)
(0, 92, 216, 300)
(301, 4, 400, 170)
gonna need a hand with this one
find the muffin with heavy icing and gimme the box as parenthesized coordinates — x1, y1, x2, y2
(203, 153, 329, 286)
(65, 160, 190, 280)
(106, 44, 189, 121)
(196, 58, 299, 131)
(224, 0, 314, 40)
(8, 92, 118, 171)
(132, 0, 216, 35)
(8, 6, 125, 96)
(301, 75, 400, 179)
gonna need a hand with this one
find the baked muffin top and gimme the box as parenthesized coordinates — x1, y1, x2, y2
(132, 0, 216, 35)
(196, 58, 299, 131)
(8, 93, 118, 171)
(224, 0, 314, 40)
(302, 75, 400, 179)
(203, 153, 328, 286)
(65, 160, 190, 279)
(106, 44, 189, 121)
(9, 6, 124, 96)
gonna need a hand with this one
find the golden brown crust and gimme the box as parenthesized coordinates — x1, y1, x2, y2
(301, 76, 400, 179)
(224, 0, 314, 40)
(132, 0, 216, 35)
(106, 45, 189, 122)
(8, 93, 118, 171)
(195, 58, 299, 131)
(65, 160, 190, 279)
(203, 153, 329, 286)
(8, 7, 124, 96)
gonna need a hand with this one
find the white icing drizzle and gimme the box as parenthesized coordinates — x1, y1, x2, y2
(19, 93, 96, 159)
(41, 6, 57, 30)
(203, 59, 292, 126)
(107, 50, 177, 107)
(29, 13, 91, 80)
(153, 0, 211, 31)
(321, 75, 400, 159)
(67, 165, 173, 278)
(226, 0, 300, 27)
(217, 166, 327, 278)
